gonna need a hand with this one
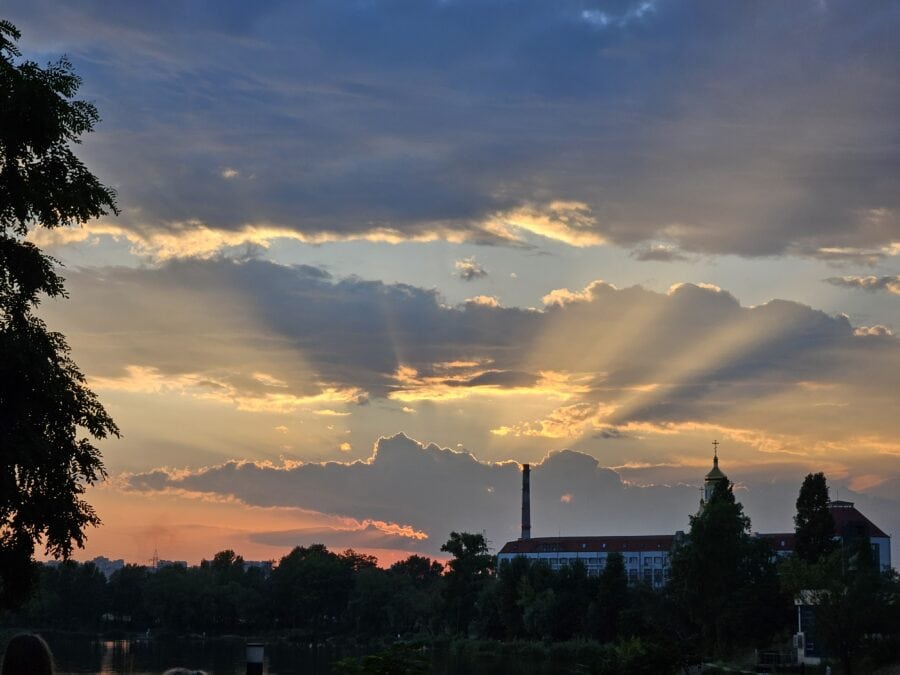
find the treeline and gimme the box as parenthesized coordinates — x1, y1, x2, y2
(4, 475, 900, 673)
(3, 546, 441, 638)
(3, 533, 667, 646)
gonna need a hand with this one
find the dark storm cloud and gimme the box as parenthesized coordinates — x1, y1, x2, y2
(6, 1, 900, 256)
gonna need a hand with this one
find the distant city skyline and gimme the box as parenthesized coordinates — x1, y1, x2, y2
(5, 1, 898, 566)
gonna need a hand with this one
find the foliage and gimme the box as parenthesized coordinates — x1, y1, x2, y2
(0, 20, 118, 608)
(269, 544, 357, 635)
(794, 472, 836, 564)
(24, 560, 107, 629)
(591, 551, 628, 643)
(376, 556, 443, 636)
(440, 531, 494, 635)
(780, 473, 900, 672)
(798, 542, 900, 675)
(106, 564, 150, 625)
(333, 643, 430, 675)
(443, 638, 680, 674)
(668, 478, 789, 655)
(1, 493, 891, 672)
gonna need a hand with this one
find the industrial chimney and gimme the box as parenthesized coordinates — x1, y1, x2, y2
(521, 463, 531, 540)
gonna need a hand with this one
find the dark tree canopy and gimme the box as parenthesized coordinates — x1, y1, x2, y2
(668, 477, 789, 654)
(794, 472, 836, 564)
(440, 531, 495, 635)
(0, 21, 117, 237)
(594, 551, 628, 643)
(0, 20, 118, 608)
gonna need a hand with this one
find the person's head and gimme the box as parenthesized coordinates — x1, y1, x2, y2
(1, 633, 55, 675)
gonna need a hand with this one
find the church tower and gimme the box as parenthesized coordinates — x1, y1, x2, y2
(702, 440, 727, 506)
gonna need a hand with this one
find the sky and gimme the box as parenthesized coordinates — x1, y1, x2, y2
(5, 0, 900, 566)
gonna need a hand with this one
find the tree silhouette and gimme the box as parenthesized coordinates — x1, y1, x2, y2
(594, 551, 628, 642)
(794, 472, 836, 564)
(0, 20, 118, 607)
(440, 531, 494, 635)
(669, 478, 752, 654)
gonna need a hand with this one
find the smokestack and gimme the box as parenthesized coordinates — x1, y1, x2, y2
(521, 463, 531, 540)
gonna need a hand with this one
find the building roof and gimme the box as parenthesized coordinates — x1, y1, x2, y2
(705, 454, 726, 481)
(498, 535, 676, 556)
(498, 504, 890, 558)
(828, 500, 889, 539)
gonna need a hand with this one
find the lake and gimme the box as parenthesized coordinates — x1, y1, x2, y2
(15, 635, 614, 674)
(41, 637, 345, 675)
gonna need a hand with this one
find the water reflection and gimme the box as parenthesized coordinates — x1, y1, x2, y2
(98, 640, 133, 675)
(49, 636, 344, 675)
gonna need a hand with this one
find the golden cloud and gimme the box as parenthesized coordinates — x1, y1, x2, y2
(466, 295, 501, 307)
(482, 201, 605, 247)
(29, 200, 606, 262)
(388, 364, 591, 403)
(542, 280, 616, 307)
(90, 365, 363, 413)
(491, 400, 619, 438)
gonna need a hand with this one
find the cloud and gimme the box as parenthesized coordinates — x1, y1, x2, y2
(465, 294, 500, 307)
(247, 522, 427, 551)
(594, 427, 632, 440)
(455, 257, 488, 281)
(46, 258, 900, 450)
(122, 433, 686, 551)
(542, 280, 617, 307)
(9, 1, 900, 257)
(90, 365, 365, 414)
(825, 275, 900, 295)
(492, 401, 620, 439)
(388, 365, 588, 403)
(854, 325, 894, 337)
(122, 432, 900, 560)
(631, 244, 690, 263)
(804, 246, 893, 266)
(480, 202, 604, 248)
(28, 220, 482, 262)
